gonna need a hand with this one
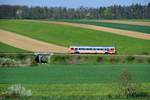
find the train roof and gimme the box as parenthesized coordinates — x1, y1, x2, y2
(69, 46, 115, 48)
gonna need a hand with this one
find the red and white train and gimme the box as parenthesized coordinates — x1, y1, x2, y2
(68, 46, 116, 54)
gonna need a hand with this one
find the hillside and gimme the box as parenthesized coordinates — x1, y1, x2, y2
(0, 19, 150, 54)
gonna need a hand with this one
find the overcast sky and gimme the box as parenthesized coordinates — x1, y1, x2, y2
(0, 0, 149, 8)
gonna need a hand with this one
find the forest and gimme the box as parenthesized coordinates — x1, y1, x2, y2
(0, 3, 150, 19)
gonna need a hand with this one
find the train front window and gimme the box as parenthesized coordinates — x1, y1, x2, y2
(75, 48, 78, 50)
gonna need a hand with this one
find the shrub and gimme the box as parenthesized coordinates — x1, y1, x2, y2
(109, 57, 120, 63)
(136, 57, 144, 63)
(116, 69, 149, 98)
(147, 58, 150, 63)
(52, 55, 68, 64)
(5, 84, 32, 98)
(16, 54, 27, 60)
(97, 57, 104, 63)
(141, 52, 149, 55)
(0, 58, 19, 67)
(126, 56, 135, 62)
(30, 59, 38, 66)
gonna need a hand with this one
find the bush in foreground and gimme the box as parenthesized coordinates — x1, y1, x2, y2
(116, 69, 149, 98)
(0, 58, 20, 67)
(2, 84, 32, 99)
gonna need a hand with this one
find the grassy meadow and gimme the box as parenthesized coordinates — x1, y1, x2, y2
(0, 19, 150, 54)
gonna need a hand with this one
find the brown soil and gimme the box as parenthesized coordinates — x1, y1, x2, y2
(0, 29, 68, 53)
(97, 20, 150, 26)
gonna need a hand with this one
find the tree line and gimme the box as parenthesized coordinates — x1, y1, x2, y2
(0, 3, 150, 19)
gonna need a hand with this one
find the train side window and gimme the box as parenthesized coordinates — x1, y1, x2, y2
(93, 48, 96, 50)
(70, 48, 74, 50)
(80, 48, 84, 50)
(75, 48, 78, 50)
(87, 48, 90, 50)
(111, 48, 114, 50)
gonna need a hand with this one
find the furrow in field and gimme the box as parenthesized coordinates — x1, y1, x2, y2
(97, 20, 150, 26)
(45, 21, 150, 40)
(23, 20, 150, 40)
(0, 29, 68, 53)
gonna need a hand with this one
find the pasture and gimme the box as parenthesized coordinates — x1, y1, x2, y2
(0, 19, 150, 54)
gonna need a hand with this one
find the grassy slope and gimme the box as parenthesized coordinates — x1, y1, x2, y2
(0, 42, 27, 52)
(54, 19, 150, 34)
(0, 20, 150, 54)
(0, 64, 149, 84)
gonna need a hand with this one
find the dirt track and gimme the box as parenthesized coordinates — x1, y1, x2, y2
(0, 29, 68, 53)
(47, 21, 150, 40)
(97, 20, 150, 26)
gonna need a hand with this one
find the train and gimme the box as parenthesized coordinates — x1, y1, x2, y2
(68, 46, 116, 54)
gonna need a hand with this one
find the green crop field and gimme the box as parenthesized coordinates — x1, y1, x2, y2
(0, 64, 150, 100)
(53, 19, 150, 34)
(1, 83, 150, 100)
(0, 19, 150, 54)
(0, 42, 26, 52)
(0, 64, 150, 84)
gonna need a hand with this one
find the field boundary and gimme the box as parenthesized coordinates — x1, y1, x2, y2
(9, 19, 150, 40)
(47, 21, 150, 40)
(97, 20, 150, 26)
(23, 20, 150, 40)
(0, 29, 68, 53)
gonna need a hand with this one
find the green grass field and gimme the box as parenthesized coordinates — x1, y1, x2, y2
(0, 83, 123, 97)
(53, 19, 150, 34)
(0, 64, 150, 100)
(0, 19, 150, 54)
(0, 42, 26, 52)
(0, 64, 150, 84)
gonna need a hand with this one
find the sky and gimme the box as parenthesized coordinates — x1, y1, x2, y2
(0, 0, 149, 8)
